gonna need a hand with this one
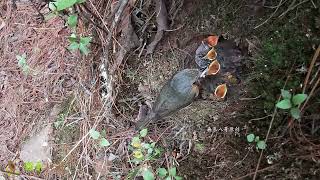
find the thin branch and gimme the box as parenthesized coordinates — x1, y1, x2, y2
(302, 45, 320, 93)
(254, 0, 285, 29)
(234, 164, 278, 180)
(301, 75, 320, 111)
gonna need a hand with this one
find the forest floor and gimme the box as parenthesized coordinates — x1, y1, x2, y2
(0, 0, 319, 179)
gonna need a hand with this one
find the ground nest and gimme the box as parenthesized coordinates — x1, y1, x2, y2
(0, 0, 319, 179)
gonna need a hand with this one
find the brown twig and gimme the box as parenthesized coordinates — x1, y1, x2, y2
(146, 0, 169, 54)
(0, 170, 44, 180)
(234, 164, 278, 180)
(302, 45, 320, 94)
(301, 75, 320, 111)
(254, 0, 284, 29)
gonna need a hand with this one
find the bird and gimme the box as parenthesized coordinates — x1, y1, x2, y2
(135, 35, 240, 130)
(135, 69, 201, 129)
(135, 67, 228, 130)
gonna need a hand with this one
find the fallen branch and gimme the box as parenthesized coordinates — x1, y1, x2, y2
(146, 0, 169, 54)
(234, 164, 278, 180)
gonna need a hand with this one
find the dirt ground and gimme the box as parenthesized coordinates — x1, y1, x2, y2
(0, 0, 319, 179)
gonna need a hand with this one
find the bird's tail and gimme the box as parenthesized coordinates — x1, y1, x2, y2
(135, 111, 157, 130)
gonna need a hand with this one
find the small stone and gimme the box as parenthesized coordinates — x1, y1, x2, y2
(207, 127, 212, 133)
(108, 153, 118, 161)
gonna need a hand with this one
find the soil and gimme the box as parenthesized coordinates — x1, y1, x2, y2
(0, 0, 319, 179)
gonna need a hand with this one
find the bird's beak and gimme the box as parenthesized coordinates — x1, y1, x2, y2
(207, 60, 220, 75)
(206, 35, 219, 47)
(203, 48, 217, 60)
(214, 83, 227, 99)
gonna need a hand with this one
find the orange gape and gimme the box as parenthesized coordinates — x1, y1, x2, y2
(208, 60, 221, 75)
(206, 35, 219, 47)
(205, 48, 218, 60)
(214, 84, 227, 99)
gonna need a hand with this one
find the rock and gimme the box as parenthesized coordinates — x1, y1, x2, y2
(20, 125, 52, 164)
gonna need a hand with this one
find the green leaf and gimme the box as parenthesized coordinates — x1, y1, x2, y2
(142, 168, 155, 180)
(16, 53, 27, 66)
(53, 0, 78, 11)
(78, 43, 90, 55)
(99, 138, 110, 147)
(254, 136, 260, 142)
(290, 107, 300, 119)
(80, 36, 92, 45)
(77, 0, 86, 3)
(165, 176, 171, 180)
(151, 142, 156, 148)
(257, 140, 266, 150)
(168, 167, 177, 176)
(276, 99, 292, 109)
(133, 150, 144, 159)
(281, 89, 291, 99)
(48, 2, 57, 11)
(140, 128, 148, 137)
(142, 143, 151, 149)
(195, 143, 205, 151)
(35, 161, 42, 173)
(24, 161, 34, 172)
(174, 176, 183, 180)
(67, 14, 78, 28)
(69, 33, 77, 42)
(131, 136, 141, 148)
(100, 129, 106, 137)
(54, 120, 64, 129)
(246, 134, 255, 143)
(154, 148, 161, 156)
(68, 42, 79, 51)
(147, 148, 153, 154)
(292, 94, 307, 106)
(157, 168, 168, 177)
(89, 129, 100, 140)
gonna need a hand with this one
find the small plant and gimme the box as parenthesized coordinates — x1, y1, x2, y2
(49, 0, 85, 12)
(16, 53, 30, 74)
(127, 128, 183, 180)
(246, 133, 266, 150)
(130, 128, 161, 164)
(157, 167, 182, 180)
(67, 14, 78, 29)
(23, 161, 43, 173)
(89, 129, 111, 147)
(47, 0, 92, 55)
(68, 33, 92, 55)
(276, 89, 307, 120)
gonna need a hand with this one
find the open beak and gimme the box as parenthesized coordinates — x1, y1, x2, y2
(206, 35, 219, 47)
(214, 83, 227, 99)
(203, 48, 217, 60)
(207, 60, 221, 75)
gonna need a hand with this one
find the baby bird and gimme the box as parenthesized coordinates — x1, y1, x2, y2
(135, 69, 201, 129)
